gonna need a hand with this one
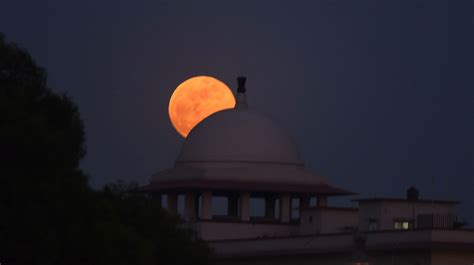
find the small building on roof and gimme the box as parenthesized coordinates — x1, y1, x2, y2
(141, 77, 474, 265)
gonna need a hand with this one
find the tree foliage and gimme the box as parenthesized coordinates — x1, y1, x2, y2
(0, 33, 209, 265)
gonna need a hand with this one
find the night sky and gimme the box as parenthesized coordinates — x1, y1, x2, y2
(1, 1, 473, 221)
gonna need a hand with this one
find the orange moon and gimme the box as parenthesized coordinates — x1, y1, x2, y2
(169, 76, 236, 137)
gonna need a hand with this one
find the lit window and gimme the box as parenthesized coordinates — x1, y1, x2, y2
(394, 220, 412, 230)
(402, 222, 409, 229)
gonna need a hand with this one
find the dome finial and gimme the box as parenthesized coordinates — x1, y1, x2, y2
(237, 76, 246, 93)
(236, 76, 248, 109)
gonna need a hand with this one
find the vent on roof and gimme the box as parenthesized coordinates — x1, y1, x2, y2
(407, 186, 419, 201)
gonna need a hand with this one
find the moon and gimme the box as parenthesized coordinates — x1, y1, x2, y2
(169, 76, 236, 138)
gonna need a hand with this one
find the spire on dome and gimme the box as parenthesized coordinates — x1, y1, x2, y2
(235, 76, 248, 109)
(237, 76, 246, 93)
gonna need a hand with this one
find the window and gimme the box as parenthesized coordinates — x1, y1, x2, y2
(291, 198, 300, 220)
(250, 198, 265, 218)
(212, 196, 228, 216)
(394, 220, 412, 230)
(275, 198, 280, 218)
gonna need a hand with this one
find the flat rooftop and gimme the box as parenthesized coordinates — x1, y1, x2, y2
(210, 229, 474, 259)
(352, 197, 459, 204)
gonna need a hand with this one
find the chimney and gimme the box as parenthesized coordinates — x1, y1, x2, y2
(407, 187, 419, 201)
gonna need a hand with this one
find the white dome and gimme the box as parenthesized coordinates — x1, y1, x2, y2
(177, 108, 303, 165)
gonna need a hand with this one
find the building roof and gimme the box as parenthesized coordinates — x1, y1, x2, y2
(352, 197, 459, 204)
(150, 161, 339, 190)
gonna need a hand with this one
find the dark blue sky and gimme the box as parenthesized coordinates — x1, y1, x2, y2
(1, 0, 473, 220)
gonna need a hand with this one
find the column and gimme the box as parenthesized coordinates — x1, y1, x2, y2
(228, 194, 239, 217)
(184, 192, 197, 222)
(280, 193, 291, 223)
(265, 196, 276, 219)
(240, 192, 250, 221)
(317, 196, 327, 207)
(167, 193, 178, 214)
(201, 191, 213, 220)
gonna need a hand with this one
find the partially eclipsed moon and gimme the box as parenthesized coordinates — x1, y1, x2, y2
(169, 76, 236, 138)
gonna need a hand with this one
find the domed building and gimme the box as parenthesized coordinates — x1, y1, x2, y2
(142, 77, 474, 265)
(142, 77, 353, 240)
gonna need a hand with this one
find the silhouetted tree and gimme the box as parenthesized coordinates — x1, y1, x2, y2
(0, 33, 209, 265)
(94, 181, 210, 265)
(0, 31, 89, 265)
